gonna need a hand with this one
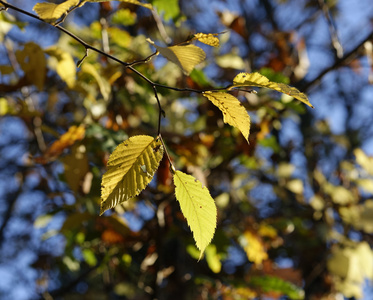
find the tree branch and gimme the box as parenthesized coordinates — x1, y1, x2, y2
(298, 30, 373, 92)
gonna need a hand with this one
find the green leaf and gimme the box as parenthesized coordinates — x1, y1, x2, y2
(230, 72, 313, 108)
(250, 276, 304, 300)
(147, 39, 205, 75)
(100, 135, 164, 215)
(33, 0, 80, 23)
(173, 170, 217, 259)
(45, 46, 76, 88)
(205, 244, 222, 273)
(152, 0, 179, 21)
(203, 91, 251, 142)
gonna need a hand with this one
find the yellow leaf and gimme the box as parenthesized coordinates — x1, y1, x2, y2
(84, 0, 152, 10)
(45, 47, 76, 88)
(231, 72, 314, 108)
(354, 148, 373, 176)
(100, 135, 164, 215)
(33, 0, 80, 23)
(286, 179, 304, 194)
(203, 91, 251, 142)
(240, 231, 268, 265)
(193, 33, 220, 47)
(80, 63, 111, 101)
(15, 42, 46, 90)
(173, 170, 217, 259)
(147, 39, 205, 75)
(205, 244, 221, 273)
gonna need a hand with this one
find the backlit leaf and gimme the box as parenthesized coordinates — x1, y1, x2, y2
(230, 72, 313, 108)
(354, 148, 373, 175)
(45, 125, 85, 158)
(193, 33, 220, 47)
(33, 0, 80, 23)
(240, 231, 268, 265)
(173, 170, 217, 259)
(147, 39, 205, 75)
(80, 63, 111, 101)
(45, 46, 76, 88)
(205, 244, 221, 273)
(84, 0, 152, 10)
(203, 91, 251, 142)
(100, 135, 164, 215)
(152, 0, 179, 21)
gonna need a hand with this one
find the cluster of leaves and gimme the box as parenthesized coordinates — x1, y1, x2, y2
(1, 0, 373, 299)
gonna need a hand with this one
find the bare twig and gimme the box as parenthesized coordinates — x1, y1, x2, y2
(317, 0, 343, 59)
(299, 30, 373, 92)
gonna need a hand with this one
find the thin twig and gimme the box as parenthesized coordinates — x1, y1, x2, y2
(299, 30, 373, 92)
(152, 86, 164, 136)
(317, 0, 343, 59)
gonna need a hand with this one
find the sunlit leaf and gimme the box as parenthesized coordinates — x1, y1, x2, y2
(45, 46, 76, 88)
(230, 72, 313, 108)
(15, 42, 46, 90)
(340, 200, 373, 233)
(354, 148, 373, 175)
(33, 0, 80, 23)
(84, 0, 152, 10)
(193, 33, 220, 47)
(250, 276, 304, 300)
(80, 63, 111, 101)
(205, 244, 221, 273)
(147, 39, 205, 75)
(173, 170, 217, 259)
(203, 91, 251, 142)
(82, 249, 97, 266)
(240, 231, 268, 265)
(286, 179, 304, 194)
(152, 0, 179, 21)
(45, 125, 85, 158)
(100, 135, 164, 215)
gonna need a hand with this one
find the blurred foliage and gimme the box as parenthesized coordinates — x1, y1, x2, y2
(1, 0, 373, 300)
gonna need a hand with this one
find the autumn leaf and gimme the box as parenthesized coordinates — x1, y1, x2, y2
(84, 0, 152, 10)
(203, 91, 251, 142)
(100, 135, 164, 215)
(45, 46, 76, 88)
(147, 38, 206, 75)
(173, 170, 217, 259)
(193, 33, 220, 47)
(230, 72, 313, 108)
(33, 0, 80, 23)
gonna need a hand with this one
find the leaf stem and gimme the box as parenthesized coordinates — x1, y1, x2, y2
(158, 134, 175, 174)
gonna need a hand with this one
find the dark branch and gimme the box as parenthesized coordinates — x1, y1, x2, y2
(298, 30, 373, 92)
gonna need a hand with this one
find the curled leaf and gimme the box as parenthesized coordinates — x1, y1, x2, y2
(193, 33, 220, 47)
(231, 72, 313, 108)
(203, 91, 251, 142)
(147, 39, 205, 75)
